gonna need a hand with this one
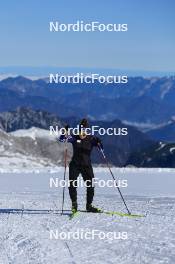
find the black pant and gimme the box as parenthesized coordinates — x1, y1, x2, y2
(69, 161, 94, 205)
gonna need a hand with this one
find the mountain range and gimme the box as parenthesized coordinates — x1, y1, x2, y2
(0, 75, 174, 168)
(126, 142, 175, 168)
(0, 107, 174, 168)
(0, 107, 63, 132)
(0, 108, 155, 167)
(147, 121, 175, 142)
(0, 76, 175, 127)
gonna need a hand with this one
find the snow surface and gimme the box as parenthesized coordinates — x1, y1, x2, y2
(0, 152, 59, 174)
(0, 169, 175, 263)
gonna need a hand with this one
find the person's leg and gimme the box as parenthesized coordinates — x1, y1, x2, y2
(81, 165, 101, 212)
(69, 162, 80, 210)
(81, 165, 94, 206)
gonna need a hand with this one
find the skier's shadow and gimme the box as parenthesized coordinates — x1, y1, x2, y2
(0, 208, 71, 216)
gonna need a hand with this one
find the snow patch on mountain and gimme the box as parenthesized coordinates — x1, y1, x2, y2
(0, 128, 69, 172)
(170, 147, 175, 154)
(155, 142, 166, 152)
(10, 127, 57, 141)
(160, 81, 173, 99)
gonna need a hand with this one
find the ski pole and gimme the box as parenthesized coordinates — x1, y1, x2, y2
(98, 146, 131, 215)
(61, 138, 68, 215)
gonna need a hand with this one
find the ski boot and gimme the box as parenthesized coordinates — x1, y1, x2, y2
(71, 201, 78, 214)
(86, 204, 102, 213)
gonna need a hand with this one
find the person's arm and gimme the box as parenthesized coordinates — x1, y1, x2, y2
(58, 124, 75, 143)
(92, 136, 103, 150)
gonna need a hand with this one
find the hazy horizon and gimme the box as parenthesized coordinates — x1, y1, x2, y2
(0, 65, 174, 78)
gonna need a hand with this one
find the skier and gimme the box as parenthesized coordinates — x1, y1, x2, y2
(59, 118, 103, 213)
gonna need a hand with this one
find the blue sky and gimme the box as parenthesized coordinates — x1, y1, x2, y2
(0, 0, 175, 72)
